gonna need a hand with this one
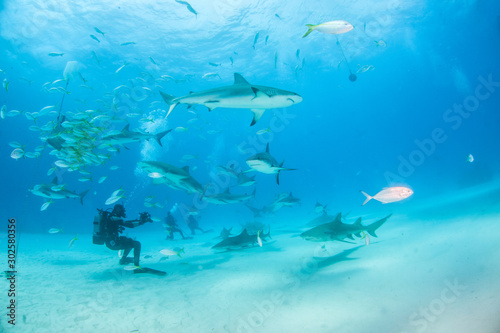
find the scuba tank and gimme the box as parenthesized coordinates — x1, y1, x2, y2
(92, 209, 110, 245)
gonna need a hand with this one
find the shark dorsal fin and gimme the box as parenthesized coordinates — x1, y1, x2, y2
(181, 166, 190, 173)
(266, 142, 270, 153)
(240, 229, 249, 236)
(51, 177, 58, 185)
(354, 217, 362, 226)
(122, 124, 130, 132)
(234, 73, 249, 85)
(333, 212, 342, 224)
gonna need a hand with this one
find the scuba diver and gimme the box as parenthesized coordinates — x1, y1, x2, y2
(93, 204, 152, 267)
(164, 203, 186, 240)
(186, 215, 206, 235)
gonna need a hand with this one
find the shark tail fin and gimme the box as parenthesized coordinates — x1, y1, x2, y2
(360, 191, 372, 206)
(302, 24, 316, 38)
(155, 129, 172, 147)
(79, 189, 89, 205)
(365, 214, 392, 237)
(159, 91, 179, 118)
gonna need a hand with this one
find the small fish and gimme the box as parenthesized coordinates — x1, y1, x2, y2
(118, 250, 124, 257)
(175, 0, 197, 18)
(8, 141, 23, 148)
(160, 248, 184, 257)
(252, 32, 260, 49)
(105, 195, 124, 205)
(1, 105, 6, 119)
(182, 154, 197, 160)
(47, 167, 57, 176)
(78, 176, 92, 182)
(90, 34, 100, 43)
(115, 64, 127, 74)
(55, 160, 69, 168)
(41, 201, 52, 211)
(6, 110, 20, 117)
(209, 62, 221, 67)
(91, 51, 100, 64)
(229, 57, 234, 66)
(257, 231, 263, 247)
(256, 127, 271, 135)
(110, 165, 119, 170)
(265, 35, 269, 45)
(356, 65, 375, 74)
(274, 51, 278, 69)
(121, 42, 136, 46)
(68, 235, 79, 248)
(175, 126, 188, 133)
(149, 56, 157, 65)
(94, 27, 105, 36)
(296, 49, 300, 60)
(48, 228, 63, 234)
(302, 20, 354, 38)
(51, 184, 65, 192)
(202, 72, 221, 79)
(48, 52, 64, 57)
(360, 186, 413, 206)
(10, 148, 24, 160)
(144, 195, 154, 202)
(3, 78, 10, 92)
(467, 154, 474, 163)
(98, 176, 107, 183)
(375, 40, 386, 47)
(275, 14, 281, 19)
(111, 188, 124, 197)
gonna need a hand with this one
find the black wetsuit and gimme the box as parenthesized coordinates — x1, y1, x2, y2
(104, 216, 143, 266)
(165, 214, 185, 240)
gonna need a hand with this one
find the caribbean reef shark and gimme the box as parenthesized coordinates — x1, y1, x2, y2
(301, 213, 392, 243)
(99, 124, 171, 147)
(212, 228, 271, 249)
(160, 73, 302, 126)
(246, 143, 295, 184)
(202, 188, 255, 205)
(29, 177, 89, 204)
(138, 161, 204, 195)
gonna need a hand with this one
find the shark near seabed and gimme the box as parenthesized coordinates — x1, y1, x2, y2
(99, 124, 171, 148)
(160, 73, 302, 126)
(300, 213, 392, 243)
(212, 228, 271, 249)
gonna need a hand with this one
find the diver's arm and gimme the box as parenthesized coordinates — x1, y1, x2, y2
(122, 219, 142, 228)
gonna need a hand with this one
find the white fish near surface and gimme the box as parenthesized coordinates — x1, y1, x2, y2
(10, 148, 24, 160)
(48, 228, 62, 234)
(160, 73, 302, 126)
(360, 186, 413, 206)
(467, 154, 474, 163)
(302, 20, 354, 38)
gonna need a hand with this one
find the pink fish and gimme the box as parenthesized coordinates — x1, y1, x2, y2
(361, 186, 413, 206)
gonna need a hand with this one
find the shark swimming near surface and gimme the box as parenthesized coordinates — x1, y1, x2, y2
(246, 143, 295, 184)
(301, 213, 392, 243)
(99, 124, 171, 148)
(160, 73, 302, 126)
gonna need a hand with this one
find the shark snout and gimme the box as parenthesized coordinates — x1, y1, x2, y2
(287, 93, 303, 104)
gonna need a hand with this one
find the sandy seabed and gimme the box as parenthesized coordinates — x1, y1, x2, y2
(1, 210, 500, 333)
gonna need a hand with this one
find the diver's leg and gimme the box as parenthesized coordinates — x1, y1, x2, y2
(119, 237, 134, 265)
(132, 240, 141, 267)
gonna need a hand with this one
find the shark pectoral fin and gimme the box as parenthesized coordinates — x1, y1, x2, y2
(166, 102, 178, 118)
(250, 109, 266, 126)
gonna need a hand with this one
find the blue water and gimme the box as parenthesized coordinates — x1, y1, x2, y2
(1, 0, 500, 331)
